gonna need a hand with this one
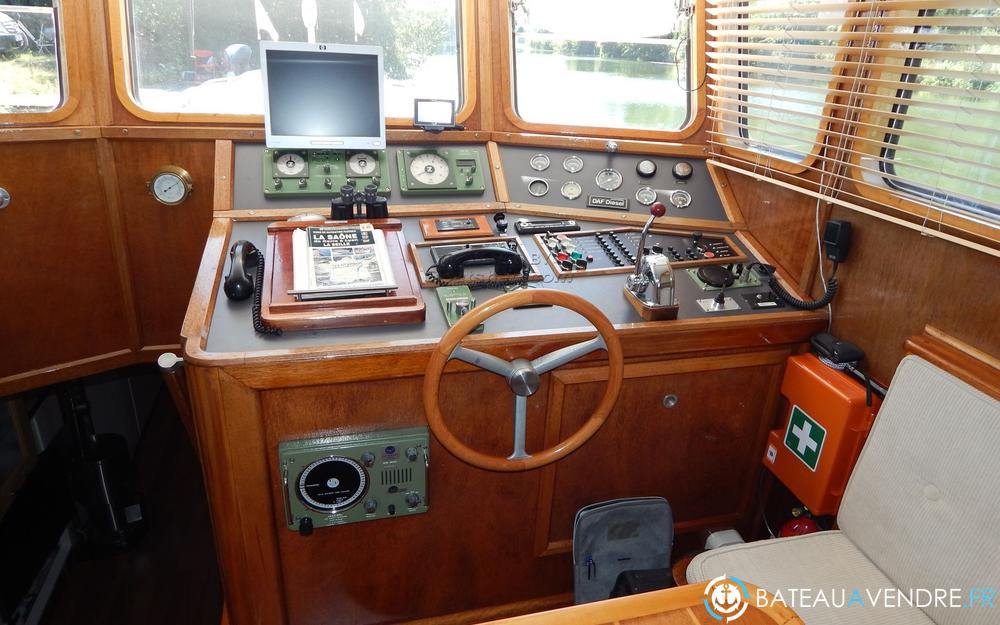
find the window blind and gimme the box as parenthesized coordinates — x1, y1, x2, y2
(705, 0, 1000, 234)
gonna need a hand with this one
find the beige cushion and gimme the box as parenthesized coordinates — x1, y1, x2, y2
(687, 531, 935, 625)
(838, 355, 1000, 625)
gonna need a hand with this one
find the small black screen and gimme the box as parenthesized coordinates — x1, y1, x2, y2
(266, 49, 381, 139)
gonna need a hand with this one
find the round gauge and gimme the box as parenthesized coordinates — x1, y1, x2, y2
(672, 161, 694, 180)
(528, 178, 550, 197)
(635, 186, 658, 206)
(636, 159, 657, 178)
(148, 166, 194, 205)
(595, 168, 624, 192)
(347, 152, 378, 176)
(410, 153, 450, 186)
(529, 153, 551, 172)
(275, 152, 307, 177)
(563, 155, 584, 174)
(670, 189, 693, 208)
(561, 181, 583, 201)
(297, 456, 368, 513)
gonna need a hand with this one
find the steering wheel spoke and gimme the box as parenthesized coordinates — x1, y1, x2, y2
(531, 336, 607, 375)
(450, 345, 516, 378)
(508, 395, 531, 460)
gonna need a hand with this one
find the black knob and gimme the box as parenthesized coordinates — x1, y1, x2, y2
(493, 212, 506, 224)
(406, 447, 419, 462)
(496, 219, 508, 234)
(692, 231, 703, 245)
(298, 516, 314, 536)
(387, 504, 396, 516)
(652, 245, 664, 254)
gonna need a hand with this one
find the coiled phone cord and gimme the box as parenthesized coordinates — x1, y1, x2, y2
(251, 248, 282, 336)
(754, 263, 840, 311)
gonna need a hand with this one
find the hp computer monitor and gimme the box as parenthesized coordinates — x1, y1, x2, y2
(261, 41, 386, 150)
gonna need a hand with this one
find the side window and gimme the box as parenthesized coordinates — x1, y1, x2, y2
(709, 0, 838, 161)
(510, 0, 690, 132)
(125, 0, 463, 118)
(878, 8, 1000, 222)
(0, 0, 63, 114)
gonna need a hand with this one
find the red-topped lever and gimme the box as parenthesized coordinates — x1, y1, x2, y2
(626, 201, 669, 294)
(650, 201, 667, 218)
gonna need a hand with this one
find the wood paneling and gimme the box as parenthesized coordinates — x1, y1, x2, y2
(0, 140, 133, 387)
(826, 205, 1000, 384)
(113, 140, 216, 349)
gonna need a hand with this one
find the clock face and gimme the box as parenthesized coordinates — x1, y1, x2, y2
(150, 167, 193, 205)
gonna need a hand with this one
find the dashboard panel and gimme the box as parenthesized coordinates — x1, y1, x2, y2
(498, 145, 727, 223)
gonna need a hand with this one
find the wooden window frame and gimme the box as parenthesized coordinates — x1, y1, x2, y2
(0, 1, 81, 125)
(496, 0, 706, 142)
(105, 0, 479, 126)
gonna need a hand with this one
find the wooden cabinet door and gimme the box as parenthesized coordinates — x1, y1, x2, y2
(533, 350, 789, 557)
(0, 140, 133, 393)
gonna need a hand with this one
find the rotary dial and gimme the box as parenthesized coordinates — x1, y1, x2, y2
(410, 153, 450, 186)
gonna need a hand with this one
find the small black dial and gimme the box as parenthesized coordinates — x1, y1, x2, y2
(672, 161, 694, 180)
(636, 159, 657, 178)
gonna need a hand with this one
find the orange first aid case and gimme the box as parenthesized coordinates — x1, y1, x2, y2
(763, 354, 881, 516)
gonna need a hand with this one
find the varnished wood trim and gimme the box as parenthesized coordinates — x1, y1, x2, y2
(97, 138, 143, 353)
(479, 583, 802, 625)
(492, 133, 710, 158)
(187, 368, 287, 625)
(0, 350, 135, 398)
(0, 127, 100, 141)
(181, 218, 232, 352)
(734, 230, 811, 302)
(487, 142, 510, 203)
(707, 161, 746, 226)
(213, 140, 234, 212)
(220, 203, 504, 222)
(905, 326, 1000, 401)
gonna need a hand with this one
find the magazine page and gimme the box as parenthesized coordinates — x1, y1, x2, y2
(290, 224, 397, 297)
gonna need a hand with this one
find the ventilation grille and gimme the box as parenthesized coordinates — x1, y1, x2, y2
(380, 467, 412, 486)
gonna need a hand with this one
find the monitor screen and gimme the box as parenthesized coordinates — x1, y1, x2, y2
(261, 42, 386, 150)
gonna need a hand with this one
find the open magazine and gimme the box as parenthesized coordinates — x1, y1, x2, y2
(290, 223, 397, 300)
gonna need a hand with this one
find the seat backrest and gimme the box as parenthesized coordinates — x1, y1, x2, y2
(838, 355, 1000, 625)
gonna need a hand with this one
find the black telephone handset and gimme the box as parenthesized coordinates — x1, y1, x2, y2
(224, 240, 259, 301)
(436, 246, 524, 279)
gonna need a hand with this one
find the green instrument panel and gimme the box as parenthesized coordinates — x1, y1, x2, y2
(262, 148, 391, 197)
(396, 147, 486, 195)
(279, 427, 429, 531)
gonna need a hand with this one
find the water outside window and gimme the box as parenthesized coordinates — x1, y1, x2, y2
(127, 0, 461, 117)
(511, 0, 690, 131)
(0, 0, 62, 114)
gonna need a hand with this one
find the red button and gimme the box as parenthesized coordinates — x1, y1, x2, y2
(557, 252, 569, 261)
(704, 251, 715, 258)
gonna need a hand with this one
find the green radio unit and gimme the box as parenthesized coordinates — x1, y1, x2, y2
(262, 148, 391, 197)
(279, 427, 429, 533)
(396, 147, 486, 195)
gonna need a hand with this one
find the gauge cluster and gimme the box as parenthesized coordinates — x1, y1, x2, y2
(499, 145, 728, 223)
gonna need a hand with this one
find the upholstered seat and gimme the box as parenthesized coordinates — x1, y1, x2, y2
(688, 356, 1000, 625)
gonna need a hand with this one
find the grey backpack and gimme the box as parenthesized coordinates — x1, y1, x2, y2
(572, 497, 673, 604)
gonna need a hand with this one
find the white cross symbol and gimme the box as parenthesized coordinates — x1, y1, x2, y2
(791, 421, 818, 456)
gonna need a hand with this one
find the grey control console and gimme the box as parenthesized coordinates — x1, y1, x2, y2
(499, 145, 727, 223)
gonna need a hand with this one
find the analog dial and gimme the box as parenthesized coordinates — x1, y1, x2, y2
(347, 152, 378, 176)
(636, 159, 657, 178)
(528, 178, 550, 197)
(672, 161, 694, 180)
(410, 153, 450, 186)
(529, 153, 551, 171)
(561, 181, 583, 200)
(562, 155, 584, 174)
(149, 166, 193, 205)
(297, 456, 368, 513)
(670, 189, 692, 208)
(276, 152, 307, 177)
(635, 186, 658, 206)
(595, 168, 624, 192)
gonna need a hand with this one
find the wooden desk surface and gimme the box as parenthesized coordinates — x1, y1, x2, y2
(480, 584, 803, 625)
